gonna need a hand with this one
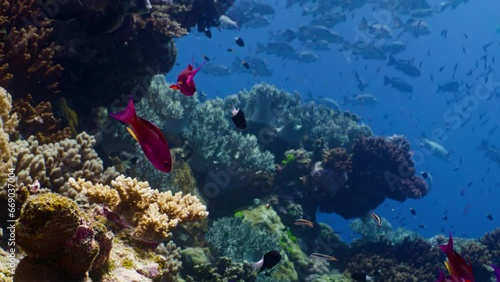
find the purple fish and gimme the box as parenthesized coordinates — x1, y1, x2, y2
(169, 61, 206, 96)
(110, 97, 172, 173)
(492, 264, 500, 282)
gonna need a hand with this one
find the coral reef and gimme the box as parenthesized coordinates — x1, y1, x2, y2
(15, 192, 111, 276)
(0, 2, 63, 97)
(8, 132, 119, 195)
(0, 0, 234, 111)
(0, 87, 17, 193)
(69, 174, 208, 243)
(184, 257, 256, 282)
(350, 215, 420, 243)
(315, 135, 428, 218)
(206, 216, 279, 261)
(12, 94, 72, 144)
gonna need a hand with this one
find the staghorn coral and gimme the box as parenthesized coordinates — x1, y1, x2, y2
(15, 193, 111, 276)
(12, 94, 72, 144)
(68, 174, 208, 243)
(8, 132, 119, 195)
(0, 87, 17, 194)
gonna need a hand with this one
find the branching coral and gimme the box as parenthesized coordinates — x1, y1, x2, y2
(0, 87, 17, 193)
(184, 97, 276, 174)
(185, 257, 256, 282)
(8, 132, 119, 195)
(206, 216, 279, 261)
(0, 1, 63, 96)
(12, 94, 72, 144)
(69, 174, 208, 243)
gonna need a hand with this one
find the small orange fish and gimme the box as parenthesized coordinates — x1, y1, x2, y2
(310, 253, 337, 262)
(294, 219, 314, 228)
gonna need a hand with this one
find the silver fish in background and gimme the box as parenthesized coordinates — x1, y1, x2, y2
(420, 138, 451, 162)
(343, 94, 378, 106)
(384, 76, 413, 93)
(388, 55, 421, 77)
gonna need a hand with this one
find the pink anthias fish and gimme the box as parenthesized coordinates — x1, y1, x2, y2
(435, 233, 474, 282)
(492, 264, 500, 282)
(110, 97, 172, 173)
(169, 61, 206, 96)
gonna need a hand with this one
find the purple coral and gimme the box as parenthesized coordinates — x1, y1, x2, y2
(314, 136, 428, 218)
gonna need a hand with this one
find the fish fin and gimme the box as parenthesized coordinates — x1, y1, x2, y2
(187, 61, 207, 84)
(252, 258, 264, 273)
(137, 116, 168, 145)
(109, 96, 137, 124)
(126, 127, 139, 142)
(169, 85, 180, 90)
(444, 260, 451, 275)
(187, 64, 193, 71)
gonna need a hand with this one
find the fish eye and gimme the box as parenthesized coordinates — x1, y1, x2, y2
(163, 161, 169, 167)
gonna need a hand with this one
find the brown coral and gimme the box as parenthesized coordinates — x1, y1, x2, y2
(322, 147, 352, 172)
(69, 175, 209, 243)
(0, 87, 18, 195)
(8, 131, 119, 194)
(1, 0, 63, 96)
(12, 94, 72, 144)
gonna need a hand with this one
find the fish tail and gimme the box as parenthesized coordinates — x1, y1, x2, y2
(439, 233, 454, 255)
(109, 96, 137, 124)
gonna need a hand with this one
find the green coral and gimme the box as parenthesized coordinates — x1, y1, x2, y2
(350, 215, 420, 244)
(234, 211, 245, 218)
(281, 153, 296, 166)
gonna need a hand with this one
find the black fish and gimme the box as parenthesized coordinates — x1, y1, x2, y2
(351, 272, 371, 281)
(253, 250, 282, 273)
(241, 61, 250, 69)
(204, 27, 212, 38)
(231, 108, 247, 129)
(234, 37, 245, 47)
(487, 214, 493, 221)
(409, 208, 416, 216)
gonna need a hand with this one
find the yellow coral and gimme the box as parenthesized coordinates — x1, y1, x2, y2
(69, 175, 209, 242)
(68, 177, 119, 207)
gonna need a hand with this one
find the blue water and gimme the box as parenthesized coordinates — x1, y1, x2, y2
(169, 0, 500, 242)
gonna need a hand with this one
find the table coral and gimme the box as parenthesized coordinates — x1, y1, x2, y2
(15, 192, 111, 276)
(69, 174, 208, 243)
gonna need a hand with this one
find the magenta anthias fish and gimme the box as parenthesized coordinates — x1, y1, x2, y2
(110, 97, 172, 173)
(492, 264, 500, 282)
(169, 61, 206, 96)
(436, 233, 474, 282)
